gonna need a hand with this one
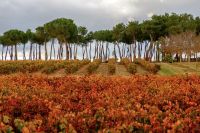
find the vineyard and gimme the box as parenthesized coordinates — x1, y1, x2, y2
(0, 74, 199, 132)
(1, 59, 200, 77)
(0, 59, 161, 77)
(0, 60, 200, 132)
(1, 0, 200, 132)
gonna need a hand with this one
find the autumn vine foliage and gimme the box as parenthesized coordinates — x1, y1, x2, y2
(0, 60, 90, 75)
(135, 59, 160, 74)
(0, 75, 200, 132)
(87, 59, 101, 74)
(121, 58, 137, 74)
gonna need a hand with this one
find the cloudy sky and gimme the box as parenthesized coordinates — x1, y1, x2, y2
(0, 0, 200, 34)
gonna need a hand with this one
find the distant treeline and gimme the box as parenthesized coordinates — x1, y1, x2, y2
(0, 13, 200, 62)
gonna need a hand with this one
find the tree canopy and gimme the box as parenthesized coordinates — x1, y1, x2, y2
(0, 13, 200, 62)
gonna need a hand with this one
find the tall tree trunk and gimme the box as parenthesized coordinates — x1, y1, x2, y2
(133, 42, 137, 60)
(5, 46, 8, 60)
(39, 45, 41, 60)
(9, 48, 11, 60)
(108, 46, 110, 60)
(146, 42, 153, 61)
(69, 44, 72, 60)
(57, 46, 60, 60)
(82, 45, 85, 60)
(94, 43, 97, 59)
(99, 42, 102, 61)
(29, 43, 33, 60)
(53, 42, 56, 60)
(179, 53, 182, 62)
(1, 45, 4, 60)
(60, 45, 63, 59)
(116, 42, 122, 61)
(121, 43, 124, 58)
(138, 42, 141, 59)
(93, 44, 96, 59)
(114, 43, 117, 61)
(23, 44, 26, 60)
(156, 44, 160, 62)
(73, 44, 76, 60)
(14, 44, 18, 60)
(96, 42, 99, 59)
(105, 42, 108, 61)
(65, 43, 69, 60)
(10, 46, 13, 60)
(102, 44, 105, 62)
(144, 41, 148, 59)
(129, 44, 132, 61)
(124, 44, 127, 58)
(99, 42, 102, 59)
(149, 44, 155, 62)
(196, 52, 198, 62)
(85, 45, 88, 59)
(33, 46, 35, 60)
(50, 39, 54, 60)
(124, 44, 126, 58)
(146, 35, 154, 61)
(188, 53, 191, 62)
(36, 44, 38, 60)
(9, 47, 11, 60)
(75, 45, 78, 60)
(89, 42, 92, 61)
(126, 46, 129, 58)
(44, 42, 48, 60)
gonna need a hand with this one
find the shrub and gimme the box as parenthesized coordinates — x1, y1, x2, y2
(87, 59, 101, 74)
(120, 58, 131, 65)
(42, 66, 57, 74)
(0, 61, 46, 74)
(0, 60, 91, 75)
(42, 61, 67, 74)
(65, 63, 79, 74)
(65, 60, 90, 74)
(0, 61, 65, 74)
(127, 63, 137, 74)
(135, 59, 160, 74)
(24, 61, 46, 73)
(80, 59, 91, 66)
(163, 54, 173, 63)
(0, 61, 22, 74)
(120, 58, 137, 74)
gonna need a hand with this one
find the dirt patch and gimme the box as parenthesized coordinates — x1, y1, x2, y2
(115, 65, 130, 76)
(95, 63, 109, 75)
(136, 65, 149, 75)
(74, 64, 90, 75)
(47, 69, 66, 77)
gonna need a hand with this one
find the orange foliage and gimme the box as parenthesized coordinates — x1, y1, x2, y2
(0, 74, 200, 132)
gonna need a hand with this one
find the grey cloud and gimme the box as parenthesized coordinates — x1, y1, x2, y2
(0, 0, 200, 34)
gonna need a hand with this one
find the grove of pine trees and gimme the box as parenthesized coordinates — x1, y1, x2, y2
(1, 13, 200, 62)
